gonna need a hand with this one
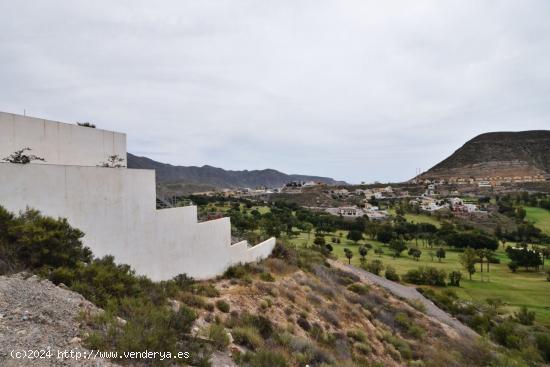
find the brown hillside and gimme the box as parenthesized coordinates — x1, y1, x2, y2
(416, 130, 550, 180)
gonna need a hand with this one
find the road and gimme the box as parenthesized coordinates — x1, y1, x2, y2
(328, 259, 478, 339)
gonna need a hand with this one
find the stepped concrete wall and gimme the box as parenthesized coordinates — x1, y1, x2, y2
(0, 112, 275, 280)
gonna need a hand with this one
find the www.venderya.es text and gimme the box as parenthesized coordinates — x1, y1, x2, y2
(9, 348, 190, 361)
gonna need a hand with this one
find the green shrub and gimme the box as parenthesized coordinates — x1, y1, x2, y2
(208, 323, 230, 350)
(60, 256, 144, 308)
(404, 266, 446, 286)
(194, 283, 220, 297)
(407, 299, 426, 313)
(385, 334, 413, 361)
(216, 299, 231, 313)
(394, 312, 424, 338)
(347, 283, 369, 295)
(354, 342, 372, 355)
(224, 263, 252, 279)
(514, 306, 535, 325)
(179, 292, 206, 308)
(232, 327, 264, 350)
(260, 272, 275, 282)
(492, 320, 521, 349)
(85, 298, 197, 362)
(536, 332, 550, 362)
(448, 271, 462, 287)
(0, 207, 92, 272)
(238, 349, 288, 367)
(347, 329, 367, 343)
(365, 260, 384, 275)
(297, 316, 311, 331)
(385, 266, 400, 281)
(244, 314, 273, 339)
(172, 273, 195, 290)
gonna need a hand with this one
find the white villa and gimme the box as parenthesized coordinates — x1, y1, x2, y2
(0, 112, 275, 280)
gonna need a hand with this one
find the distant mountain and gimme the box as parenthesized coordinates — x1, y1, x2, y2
(127, 153, 346, 188)
(415, 130, 550, 181)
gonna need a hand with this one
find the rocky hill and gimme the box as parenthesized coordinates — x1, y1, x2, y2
(0, 273, 114, 367)
(415, 130, 550, 181)
(127, 153, 345, 189)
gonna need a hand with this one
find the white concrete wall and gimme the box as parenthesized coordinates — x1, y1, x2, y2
(0, 112, 126, 167)
(0, 163, 275, 280)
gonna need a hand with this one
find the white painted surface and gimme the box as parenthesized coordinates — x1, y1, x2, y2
(0, 112, 275, 280)
(0, 112, 126, 167)
(0, 163, 275, 280)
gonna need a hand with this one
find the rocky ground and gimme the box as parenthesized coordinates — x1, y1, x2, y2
(0, 273, 114, 367)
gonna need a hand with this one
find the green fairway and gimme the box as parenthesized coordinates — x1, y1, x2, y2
(525, 206, 550, 235)
(387, 209, 441, 228)
(289, 230, 550, 326)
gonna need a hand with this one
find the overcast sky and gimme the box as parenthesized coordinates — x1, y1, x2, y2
(1, 1, 549, 183)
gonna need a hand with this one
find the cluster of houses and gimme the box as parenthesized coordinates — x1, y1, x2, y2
(324, 204, 389, 220)
(413, 174, 548, 187)
(408, 196, 486, 216)
(331, 186, 410, 199)
(192, 187, 280, 198)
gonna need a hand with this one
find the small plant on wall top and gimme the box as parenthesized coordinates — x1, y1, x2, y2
(77, 122, 96, 128)
(99, 155, 125, 168)
(2, 147, 45, 164)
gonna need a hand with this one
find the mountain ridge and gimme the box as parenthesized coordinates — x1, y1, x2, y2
(127, 153, 346, 188)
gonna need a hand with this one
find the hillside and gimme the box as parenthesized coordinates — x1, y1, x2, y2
(0, 273, 115, 367)
(127, 153, 345, 189)
(416, 130, 550, 181)
(0, 257, 491, 367)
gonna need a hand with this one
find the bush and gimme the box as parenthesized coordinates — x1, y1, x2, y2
(404, 266, 446, 286)
(0, 207, 92, 272)
(347, 329, 367, 343)
(232, 327, 264, 350)
(492, 320, 521, 349)
(384, 334, 412, 361)
(224, 264, 252, 279)
(208, 324, 230, 350)
(239, 349, 288, 367)
(216, 299, 231, 313)
(86, 299, 197, 362)
(52, 256, 145, 308)
(259, 272, 275, 282)
(319, 308, 339, 327)
(448, 271, 462, 287)
(365, 260, 384, 275)
(395, 312, 424, 338)
(508, 261, 519, 273)
(385, 266, 400, 281)
(194, 283, 220, 297)
(227, 312, 274, 339)
(536, 333, 550, 362)
(297, 316, 311, 331)
(354, 342, 372, 355)
(514, 306, 535, 325)
(347, 283, 369, 295)
(179, 292, 206, 308)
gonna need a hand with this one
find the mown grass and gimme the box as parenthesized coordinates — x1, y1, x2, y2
(387, 209, 441, 228)
(288, 229, 550, 326)
(525, 206, 550, 235)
